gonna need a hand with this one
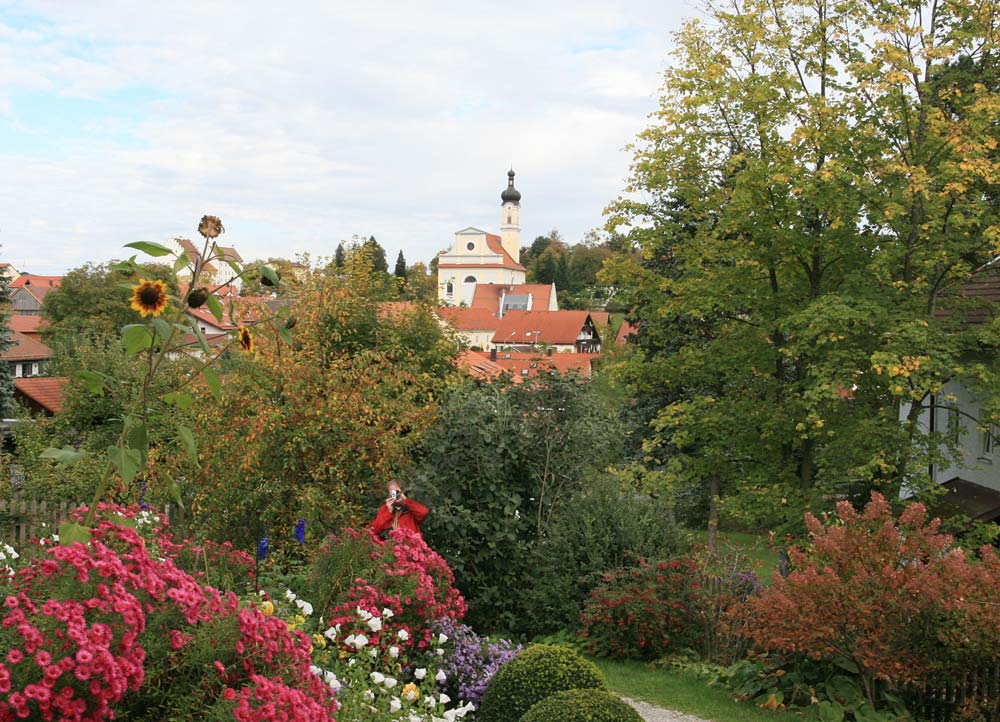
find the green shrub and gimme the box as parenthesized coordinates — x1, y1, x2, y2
(477, 644, 607, 722)
(520, 688, 644, 722)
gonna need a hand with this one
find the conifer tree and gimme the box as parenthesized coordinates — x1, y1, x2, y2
(393, 250, 407, 279)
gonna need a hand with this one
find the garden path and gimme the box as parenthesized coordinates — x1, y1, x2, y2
(623, 697, 711, 722)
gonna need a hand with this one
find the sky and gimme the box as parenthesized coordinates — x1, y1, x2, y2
(0, 1, 693, 275)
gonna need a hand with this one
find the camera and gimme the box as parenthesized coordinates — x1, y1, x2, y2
(391, 489, 406, 513)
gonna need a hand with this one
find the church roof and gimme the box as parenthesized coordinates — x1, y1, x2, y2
(438, 233, 525, 272)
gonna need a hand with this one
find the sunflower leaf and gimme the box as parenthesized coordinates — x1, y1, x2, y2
(173, 251, 191, 273)
(177, 425, 199, 466)
(260, 265, 280, 287)
(76, 370, 107, 395)
(58, 522, 91, 546)
(123, 325, 154, 355)
(191, 320, 211, 355)
(124, 241, 174, 258)
(164, 472, 185, 509)
(278, 325, 293, 345)
(152, 317, 173, 343)
(162, 391, 195, 410)
(202, 367, 221, 400)
(40, 446, 89, 464)
(205, 294, 224, 323)
(107, 445, 144, 485)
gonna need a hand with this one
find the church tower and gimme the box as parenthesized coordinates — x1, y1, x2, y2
(500, 169, 521, 263)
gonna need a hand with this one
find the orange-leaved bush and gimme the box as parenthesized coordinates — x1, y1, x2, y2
(740, 492, 1000, 704)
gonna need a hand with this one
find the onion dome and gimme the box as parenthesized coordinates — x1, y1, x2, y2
(501, 169, 521, 203)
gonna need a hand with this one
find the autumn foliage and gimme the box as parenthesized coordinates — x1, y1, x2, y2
(742, 493, 1000, 699)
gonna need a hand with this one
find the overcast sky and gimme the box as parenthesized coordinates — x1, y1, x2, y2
(0, 1, 692, 275)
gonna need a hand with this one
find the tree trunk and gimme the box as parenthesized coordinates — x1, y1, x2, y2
(707, 477, 721, 553)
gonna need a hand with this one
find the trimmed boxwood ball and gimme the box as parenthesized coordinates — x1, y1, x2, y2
(520, 688, 644, 722)
(477, 644, 607, 722)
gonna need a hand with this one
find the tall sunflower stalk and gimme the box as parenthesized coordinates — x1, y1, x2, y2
(41, 216, 286, 542)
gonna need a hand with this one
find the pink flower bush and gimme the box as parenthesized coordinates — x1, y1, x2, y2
(0, 505, 338, 722)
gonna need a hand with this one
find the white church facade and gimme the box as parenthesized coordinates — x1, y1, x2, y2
(437, 170, 526, 306)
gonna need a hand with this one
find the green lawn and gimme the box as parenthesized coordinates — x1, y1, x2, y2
(686, 529, 782, 584)
(594, 657, 800, 722)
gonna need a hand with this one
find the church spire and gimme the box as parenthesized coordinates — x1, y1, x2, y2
(501, 168, 521, 203)
(500, 169, 521, 263)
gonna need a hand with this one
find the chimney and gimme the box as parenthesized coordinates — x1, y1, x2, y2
(490, 348, 497, 361)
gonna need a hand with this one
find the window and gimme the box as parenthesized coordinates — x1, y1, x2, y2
(464, 276, 477, 283)
(21, 362, 32, 377)
(466, 242, 475, 251)
(507, 214, 512, 223)
(446, 281, 454, 295)
(947, 405, 961, 444)
(521, 370, 529, 376)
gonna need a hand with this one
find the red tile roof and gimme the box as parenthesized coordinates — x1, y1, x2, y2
(14, 377, 67, 414)
(615, 320, 637, 344)
(0, 332, 53, 361)
(481, 351, 598, 380)
(470, 284, 555, 313)
(8, 315, 44, 334)
(456, 351, 506, 380)
(435, 306, 501, 331)
(492, 310, 595, 346)
(10, 275, 62, 289)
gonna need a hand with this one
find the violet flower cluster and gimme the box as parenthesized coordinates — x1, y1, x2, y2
(433, 617, 522, 707)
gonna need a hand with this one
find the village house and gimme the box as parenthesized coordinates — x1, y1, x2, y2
(13, 377, 67, 416)
(9, 275, 62, 316)
(491, 310, 601, 354)
(170, 238, 245, 292)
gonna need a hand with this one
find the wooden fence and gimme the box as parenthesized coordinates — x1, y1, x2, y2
(904, 664, 1000, 722)
(0, 496, 186, 547)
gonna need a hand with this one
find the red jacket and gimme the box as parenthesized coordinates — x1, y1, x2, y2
(372, 499, 429, 538)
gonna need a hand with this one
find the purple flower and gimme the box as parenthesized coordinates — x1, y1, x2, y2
(294, 519, 306, 545)
(433, 618, 522, 707)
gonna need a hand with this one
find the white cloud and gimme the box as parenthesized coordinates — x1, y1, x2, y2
(0, 0, 686, 273)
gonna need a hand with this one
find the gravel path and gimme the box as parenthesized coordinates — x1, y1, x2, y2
(622, 697, 712, 722)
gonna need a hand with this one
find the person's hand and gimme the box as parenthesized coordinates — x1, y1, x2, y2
(385, 497, 396, 512)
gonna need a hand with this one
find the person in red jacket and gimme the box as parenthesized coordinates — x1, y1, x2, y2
(372, 479, 429, 540)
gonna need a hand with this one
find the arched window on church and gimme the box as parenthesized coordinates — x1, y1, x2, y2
(507, 214, 512, 224)
(446, 281, 454, 295)
(464, 276, 477, 284)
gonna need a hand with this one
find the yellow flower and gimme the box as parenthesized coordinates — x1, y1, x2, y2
(130, 279, 169, 318)
(402, 682, 420, 701)
(312, 634, 327, 649)
(259, 600, 275, 617)
(238, 325, 254, 353)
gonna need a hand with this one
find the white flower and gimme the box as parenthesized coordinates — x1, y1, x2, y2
(364, 689, 375, 701)
(382, 607, 394, 618)
(356, 606, 372, 621)
(435, 670, 447, 683)
(323, 626, 339, 641)
(389, 698, 402, 713)
(370, 672, 386, 685)
(51, 535, 58, 543)
(348, 658, 357, 667)
(352, 633, 369, 650)
(344, 634, 356, 648)
(444, 711, 457, 722)
(389, 645, 400, 658)
(439, 693, 451, 705)
(438, 633, 448, 645)
(370, 649, 378, 658)
(414, 668, 427, 680)
(397, 629, 410, 641)
(258, 589, 267, 597)
(324, 671, 341, 692)
(285, 589, 297, 602)
(384, 677, 398, 689)
(425, 696, 436, 707)
(310, 665, 323, 677)
(295, 599, 314, 616)
(435, 646, 445, 655)
(367, 616, 383, 632)
(409, 715, 423, 722)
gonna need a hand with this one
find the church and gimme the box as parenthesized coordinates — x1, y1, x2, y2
(436, 170, 528, 307)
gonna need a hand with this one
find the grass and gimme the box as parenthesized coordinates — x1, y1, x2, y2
(686, 529, 782, 583)
(594, 657, 800, 722)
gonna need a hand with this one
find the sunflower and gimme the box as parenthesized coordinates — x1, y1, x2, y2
(238, 325, 254, 353)
(130, 279, 169, 318)
(198, 214, 224, 239)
